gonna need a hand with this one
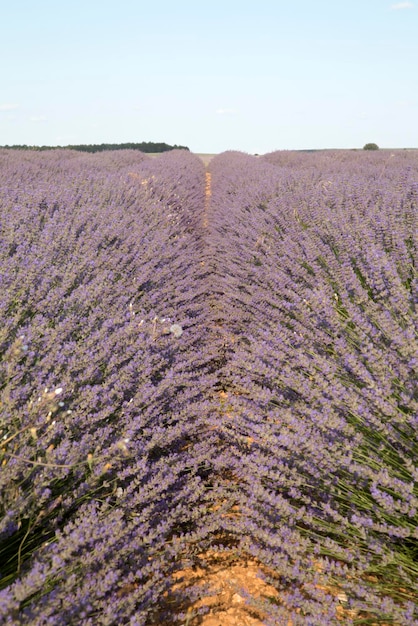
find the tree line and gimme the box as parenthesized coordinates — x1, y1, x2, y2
(0, 141, 189, 153)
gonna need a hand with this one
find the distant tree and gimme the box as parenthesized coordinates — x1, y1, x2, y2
(363, 143, 379, 150)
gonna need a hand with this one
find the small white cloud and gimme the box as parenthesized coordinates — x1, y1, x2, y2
(396, 99, 416, 107)
(216, 108, 237, 115)
(30, 115, 47, 122)
(390, 2, 414, 9)
(0, 103, 19, 112)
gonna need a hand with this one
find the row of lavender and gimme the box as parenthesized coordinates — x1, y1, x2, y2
(207, 150, 418, 624)
(0, 149, 229, 624)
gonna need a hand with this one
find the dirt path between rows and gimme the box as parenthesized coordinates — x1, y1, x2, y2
(162, 168, 284, 626)
(197, 154, 216, 167)
(203, 171, 211, 229)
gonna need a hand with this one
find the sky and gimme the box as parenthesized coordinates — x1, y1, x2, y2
(1, 0, 417, 154)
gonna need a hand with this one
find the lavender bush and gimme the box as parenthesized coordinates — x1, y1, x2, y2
(206, 150, 418, 624)
(0, 149, 227, 624)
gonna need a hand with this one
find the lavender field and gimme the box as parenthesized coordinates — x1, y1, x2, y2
(0, 148, 417, 625)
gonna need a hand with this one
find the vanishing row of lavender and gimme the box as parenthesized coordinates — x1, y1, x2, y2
(0, 149, 229, 625)
(1, 148, 417, 624)
(207, 150, 418, 624)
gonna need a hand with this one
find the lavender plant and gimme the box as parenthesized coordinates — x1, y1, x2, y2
(206, 150, 418, 624)
(0, 149, 226, 624)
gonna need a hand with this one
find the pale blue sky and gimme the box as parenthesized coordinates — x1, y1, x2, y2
(1, 0, 417, 153)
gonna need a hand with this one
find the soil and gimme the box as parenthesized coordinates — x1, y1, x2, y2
(170, 551, 282, 626)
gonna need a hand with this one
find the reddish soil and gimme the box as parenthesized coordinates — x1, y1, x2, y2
(170, 551, 281, 626)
